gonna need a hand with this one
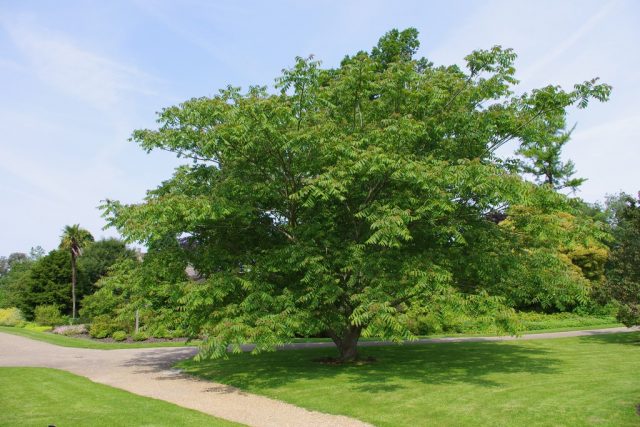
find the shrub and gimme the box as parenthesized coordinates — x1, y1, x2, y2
(34, 305, 66, 326)
(89, 315, 122, 339)
(0, 307, 24, 326)
(132, 331, 149, 341)
(112, 330, 127, 341)
(52, 324, 88, 336)
(170, 328, 187, 339)
(22, 322, 52, 332)
(145, 324, 172, 339)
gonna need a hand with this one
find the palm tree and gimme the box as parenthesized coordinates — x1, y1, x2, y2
(59, 224, 94, 320)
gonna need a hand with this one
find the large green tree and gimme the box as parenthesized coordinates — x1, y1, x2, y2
(604, 192, 640, 325)
(0, 257, 33, 309)
(19, 249, 73, 318)
(59, 225, 94, 320)
(80, 241, 189, 337)
(0, 248, 45, 309)
(77, 238, 135, 290)
(103, 29, 609, 361)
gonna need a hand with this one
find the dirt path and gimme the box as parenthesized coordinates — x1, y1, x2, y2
(1, 327, 637, 426)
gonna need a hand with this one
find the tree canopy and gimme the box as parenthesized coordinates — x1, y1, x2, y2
(103, 28, 610, 361)
(604, 192, 640, 326)
(77, 238, 136, 289)
(516, 123, 586, 192)
(19, 249, 72, 318)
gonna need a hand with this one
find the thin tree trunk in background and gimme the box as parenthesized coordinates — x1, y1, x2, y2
(71, 251, 77, 320)
(135, 309, 139, 334)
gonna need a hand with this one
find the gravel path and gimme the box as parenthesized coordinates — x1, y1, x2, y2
(1, 326, 637, 426)
(0, 332, 371, 427)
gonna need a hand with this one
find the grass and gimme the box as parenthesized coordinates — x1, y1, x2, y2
(2, 322, 622, 350)
(179, 332, 640, 427)
(519, 323, 622, 334)
(0, 367, 240, 427)
(0, 326, 199, 349)
(516, 312, 620, 332)
(1, 312, 621, 349)
(289, 323, 623, 344)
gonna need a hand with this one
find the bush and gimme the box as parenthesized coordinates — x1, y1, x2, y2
(132, 331, 149, 341)
(89, 315, 123, 339)
(112, 330, 127, 341)
(145, 324, 172, 339)
(52, 324, 88, 336)
(0, 307, 24, 326)
(34, 305, 66, 326)
(22, 322, 52, 332)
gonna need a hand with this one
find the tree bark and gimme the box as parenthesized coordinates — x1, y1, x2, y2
(71, 251, 77, 320)
(329, 325, 362, 362)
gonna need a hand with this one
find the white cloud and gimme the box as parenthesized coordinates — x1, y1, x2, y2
(0, 57, 25, 72)
(1, 16, 159, 111)
(518, 1, 618, 83)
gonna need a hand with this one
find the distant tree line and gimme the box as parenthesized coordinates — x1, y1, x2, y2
(0, 233, 135, 319)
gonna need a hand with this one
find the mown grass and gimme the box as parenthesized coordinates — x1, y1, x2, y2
(516, 312, 620, 332)
(290, 323, 623, 343)
(1, 312, 621, 349)
(0, 326, 198, 349)
(179, 332, 640, 427)
(0, 367, 240, 427)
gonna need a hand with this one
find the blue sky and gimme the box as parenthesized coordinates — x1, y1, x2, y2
(0, 0, 638, 255)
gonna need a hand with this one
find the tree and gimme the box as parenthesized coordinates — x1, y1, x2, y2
(0, 257, 33, 309)
(80, 245, 188, 337)
(29, 246, 46, 260)
(59, 225, 94, 320)
(19, 249, 73, 317)
(0, 253, 28, 277)
(77, 238, 135, 290)
(103, 28, 610, 361)
(604, 192, 640, 325)
(516, 122, 585, 192)
(0, 248, 45, 309)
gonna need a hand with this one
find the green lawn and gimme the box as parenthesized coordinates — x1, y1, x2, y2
(516, 312, 621, 333)
(0, 326, 199, 349)
(0, 367, 240, 427)
(179, 332, 640, 427)
(289, 323, 623, 343)
(1, 312, 622, 350)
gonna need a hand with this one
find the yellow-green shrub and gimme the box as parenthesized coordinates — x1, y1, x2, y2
(34, 305, 66, 326)
(111, 330, 127, 341)
(0, 307, 25, 326)
(89, 315, 125, 339)
(132, 331, 149, 341)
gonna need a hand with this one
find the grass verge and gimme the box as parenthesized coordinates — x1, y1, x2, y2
(0, 326, 198, 349)
(179, 332, 640, 427)
(2, 319, 623, 350)
(0, 367, 240, 427)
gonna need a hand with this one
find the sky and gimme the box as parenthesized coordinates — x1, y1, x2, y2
(0, 0, 638, 255)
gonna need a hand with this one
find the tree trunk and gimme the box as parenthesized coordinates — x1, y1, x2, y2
(329, 325, 362, 362)
(71, 252, 77, 320)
